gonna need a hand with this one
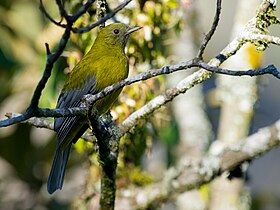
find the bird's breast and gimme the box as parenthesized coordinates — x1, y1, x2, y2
(92, 52, 129, 114)
(95, 53, 128, 90)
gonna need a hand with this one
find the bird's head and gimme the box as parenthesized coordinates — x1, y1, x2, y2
(97, 23, 142, 50)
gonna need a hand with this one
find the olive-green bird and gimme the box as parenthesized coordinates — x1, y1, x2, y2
(47, 23, 141, 194)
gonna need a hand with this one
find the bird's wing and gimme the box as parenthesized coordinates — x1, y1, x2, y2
(54, 75, 96, 148)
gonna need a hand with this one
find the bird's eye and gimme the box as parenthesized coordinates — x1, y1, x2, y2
(113, 29, 119, 34)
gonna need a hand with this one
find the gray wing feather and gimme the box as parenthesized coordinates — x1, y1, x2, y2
(54, 75, 96, 147)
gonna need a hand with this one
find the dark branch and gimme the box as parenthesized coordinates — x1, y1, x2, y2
(197, 0, 222, 58)
(45, 43, 51, 56)
(39, 0, 66, 28)
(56, 0, 69, 20)
(72, 0, 132, 33)
(199, 62, 280, 78)
(84, 59, 199, 106)
(87, 109, 120, 209)
(27, 28, 71, 113)
(1, 113, 32, 127)
(0, 106, 86, 127)
(69, 0, 96, 22)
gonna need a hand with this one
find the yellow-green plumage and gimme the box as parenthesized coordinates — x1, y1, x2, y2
(47, 23, 141, 194)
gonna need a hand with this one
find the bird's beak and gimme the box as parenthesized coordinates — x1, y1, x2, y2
(126, 26, 142, 35)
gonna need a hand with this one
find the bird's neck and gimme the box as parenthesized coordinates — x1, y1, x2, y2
(91, 41, 126, 58)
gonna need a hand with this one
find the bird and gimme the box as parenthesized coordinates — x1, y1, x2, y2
(47, 23, 142, 194)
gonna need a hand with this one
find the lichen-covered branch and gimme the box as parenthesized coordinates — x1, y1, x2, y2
(96, 0, 107, 29)
(115, 118, 280, 209)
(209, 0, 262, 208)
(87, 107, 121, 210)
(5, 112, 95, 143)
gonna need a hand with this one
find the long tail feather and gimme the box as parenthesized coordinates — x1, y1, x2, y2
(47, 144, 71, 194)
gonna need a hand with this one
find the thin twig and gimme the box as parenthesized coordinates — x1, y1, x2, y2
(56, 0, 69, 20)
(197, 0, 222, 58)
(69, 0, 96, 22)
(6, 112, 96, 143)
(72, 0, 132, 33)
(39, 0, 66, 28)
(1, 113, 33, 127)
(6, 112, 54, 129)
(96, 0, 107, 29)
(27, 28, 71, 113)
(200, 63, 280, 78)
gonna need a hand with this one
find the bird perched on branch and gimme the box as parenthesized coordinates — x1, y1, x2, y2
(47, 23, 142, 194)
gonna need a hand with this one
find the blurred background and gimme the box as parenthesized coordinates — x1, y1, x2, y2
(0, 0, 280, 209)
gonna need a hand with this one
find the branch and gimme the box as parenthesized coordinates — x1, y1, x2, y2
(72, 0, 132, 33)
(1, 105, 87, 127)
(87, 108, 120, 209)
(120, 67, 212, 134)
(242, 33, 280, 47)
(92, 62, 280, 134)
(117, 117, 280, 209)
(27, 36, 70, 111)
(5, 112, 96, 143)
(197, 0, 222, 58)
(200, 63, 280, 78)
(56, 0, 69, 20)
(69, 0, 96, 22)
(0, 27, 71, 127)
(96, 0, 107, 29)
(83, 59, 199, 106)
(40, 0, 96, 28)
(6, 112, 54, 129)
(39, 0, 66, 28)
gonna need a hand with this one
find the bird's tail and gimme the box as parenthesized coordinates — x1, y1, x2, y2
(47, 144, 71, 194)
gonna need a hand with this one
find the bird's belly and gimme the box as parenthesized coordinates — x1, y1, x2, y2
(94, 88, 122, 115)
